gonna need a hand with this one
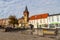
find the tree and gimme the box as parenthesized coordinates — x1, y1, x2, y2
(8, 15, 18, 28)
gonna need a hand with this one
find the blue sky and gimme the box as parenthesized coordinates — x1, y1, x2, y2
(0, 0, 60, 18)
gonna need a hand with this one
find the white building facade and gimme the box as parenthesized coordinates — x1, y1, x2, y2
(29, 13, 60, 29)
(29, 13, 49, 28)
(48, 14, 60, 28)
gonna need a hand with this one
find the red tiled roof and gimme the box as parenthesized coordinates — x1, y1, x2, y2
(29, 13, 49, 20)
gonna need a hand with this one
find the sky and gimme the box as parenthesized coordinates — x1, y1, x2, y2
(0, 0, 60, 18)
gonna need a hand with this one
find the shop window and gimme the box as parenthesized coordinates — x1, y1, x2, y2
(41, 24, 48, 28)
(55, 24, 59, 27)
(37, 25, 41, 28)
(58, 24, 60, 27)
(49, 24, 55, 28)
(56, 24, 60, 27)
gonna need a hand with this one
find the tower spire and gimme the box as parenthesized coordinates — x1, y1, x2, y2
(24, 6, 29, 13)
(25, 6, 28, 11)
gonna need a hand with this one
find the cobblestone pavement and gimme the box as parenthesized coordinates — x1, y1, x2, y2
(0, 29, 59, 40)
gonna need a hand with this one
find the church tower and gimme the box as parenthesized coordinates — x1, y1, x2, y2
(23, 6, 29, 28)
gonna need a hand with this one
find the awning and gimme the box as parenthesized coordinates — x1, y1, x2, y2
(50, 22, 60, 24)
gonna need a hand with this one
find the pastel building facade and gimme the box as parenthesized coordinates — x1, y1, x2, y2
(29, 13, 60, 29)
(48, 14, 60, 28)
(0, 18, 10, 27)
(29, 13, 49, 28)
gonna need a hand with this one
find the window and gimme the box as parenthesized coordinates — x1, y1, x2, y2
(43, 19, 45, 23)
(57, 16, 59, 22)
(41, 24, 48, 27)
(58, 24, 60, 27)
(37, 25, 41, 28)
(55, 24, 60, 27)
(55, 24, 59, 27)
(48, 17, 51, 22)
(52, 16, 54, 22)
(49, 24, 55, 28)
(40, 25, 41, 27)
(40, 19, 42, 23)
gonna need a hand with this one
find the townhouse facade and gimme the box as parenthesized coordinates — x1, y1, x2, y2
(29, 13, 49, 28)
(29, 13, 60, 29)
(48, 14, 60, 28)
(0, 18, 10, 27)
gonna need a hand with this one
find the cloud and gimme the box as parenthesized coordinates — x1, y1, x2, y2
(0, 0, 25, 18)
(0, 0, 60, 18)
(0, 0, 13, 2)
